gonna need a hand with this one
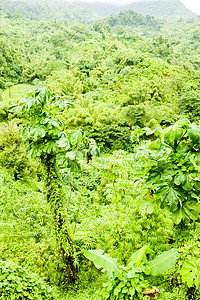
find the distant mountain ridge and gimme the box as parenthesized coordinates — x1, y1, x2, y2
(0, 0, 99, 23)
(0, 0, 197, 23)
(76, 0, 197, 18)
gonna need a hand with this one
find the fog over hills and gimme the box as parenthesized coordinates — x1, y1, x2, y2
(75, 0, 196, 18)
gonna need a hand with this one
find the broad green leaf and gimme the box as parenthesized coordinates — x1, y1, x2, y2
(129, 287, 135, 296)
(132, 127, 154, 139)
(173, 124, 185, 142)
(45, 141, 58, 154)
(163, 126, 174, 147)
(129, 246, 148, 268)
(66, 150, 83, 160)
(176, 119, 190, 129)
(148, 142, 160, 150)
(174, 172, 185, 186)
(156, 185, 181, 212)
(57, 137, 70, 150)
(172, 208, 184, 224)
(84, 250, 122, 280)
(139, 198, 157, 215)
(67, 159, 81, 172)
(183, 203, 200, 220)
(173, 201, 200, 224)
(163, 122, 186, 147)
(131, 128, 142, 138)
(19, 127, 28, 140)
(149, 249, 179, 276)
(38, 127, 46, 138)
(180, 256, 200, 288)
(145, 128, 155, 136)
(69, 129, 83, 145)
(182, 175, 192, 191)
(154, 127, 164, 136)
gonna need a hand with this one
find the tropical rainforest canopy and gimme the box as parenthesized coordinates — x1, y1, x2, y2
(0, 0, 200, 299)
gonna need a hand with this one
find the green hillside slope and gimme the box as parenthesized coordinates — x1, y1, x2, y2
(0, 0, 99, 23)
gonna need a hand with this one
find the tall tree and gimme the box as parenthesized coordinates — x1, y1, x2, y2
(12, 86, 94, 284)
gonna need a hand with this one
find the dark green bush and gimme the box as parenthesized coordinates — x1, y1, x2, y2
(123, 104, 146, 127)
(86, 125, 134, 152)
(179, 91, 200, 122)
(0, 260, 56, 299)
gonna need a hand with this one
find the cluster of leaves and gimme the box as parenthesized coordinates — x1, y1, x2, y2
(11, 86, 99, 171)
(175, 232, 200, 295)
(180, 256, 200, 290)
(134, 119, 200, 224)
(0, 260, 56, 299)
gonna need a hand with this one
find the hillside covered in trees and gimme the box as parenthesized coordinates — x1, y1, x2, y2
(1, 1, 200, 299)
(0, 0, 197, 22)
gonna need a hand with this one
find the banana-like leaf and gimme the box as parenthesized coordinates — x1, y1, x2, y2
(84, 249, 123, 280)
(129, 246, 149, 267)
(149, 249, 179, 276)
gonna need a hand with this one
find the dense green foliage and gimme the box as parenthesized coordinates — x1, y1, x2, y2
(1, 2, 200, 299)
(0, 260, 56, 299)
(134, 120, 200, 224)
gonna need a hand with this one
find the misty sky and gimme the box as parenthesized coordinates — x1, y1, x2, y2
(74, 0, 200, 14)
(181, 0, 200, 14)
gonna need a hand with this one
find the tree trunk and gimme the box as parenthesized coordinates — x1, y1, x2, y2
(42, 154, 77, 285)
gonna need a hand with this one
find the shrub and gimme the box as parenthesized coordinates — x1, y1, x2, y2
(123, 105, 146, 127)
(0, 260, 56, 299)
(86, 125, 134, 152)
(179, 91, 200, 122)
(0, 121, 39, 179)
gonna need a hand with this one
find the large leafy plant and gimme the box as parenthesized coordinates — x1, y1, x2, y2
(133, 120, 200, 224)
(84, 246, 179, 299)
(180, 256, 200, 289)
(177, 251, 200, 300)
(12, 86, 98, 285)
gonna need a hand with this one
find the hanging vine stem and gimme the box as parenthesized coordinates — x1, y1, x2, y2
(42, 154, 78, 285)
